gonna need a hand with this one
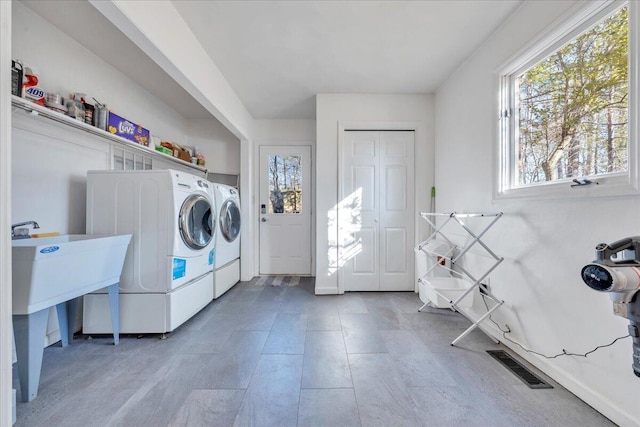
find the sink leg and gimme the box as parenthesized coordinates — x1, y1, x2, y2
(107, 283, 120, 345)
(55, 299, 78, 347)
(13, 309, 49, 402)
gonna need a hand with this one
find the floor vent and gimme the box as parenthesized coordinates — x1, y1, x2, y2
(486, 350, 553, 389)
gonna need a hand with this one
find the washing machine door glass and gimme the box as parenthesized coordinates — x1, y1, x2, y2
(180, 194, 214, 250)
(220, 199, 241, 242)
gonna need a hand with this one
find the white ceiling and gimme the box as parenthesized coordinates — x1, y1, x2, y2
(171, 0, 522, 119)
(22, 0, 522, 121)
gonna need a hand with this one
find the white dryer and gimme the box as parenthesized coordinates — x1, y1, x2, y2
(84, 169, 215, 334)
(211, 183, 241, 298)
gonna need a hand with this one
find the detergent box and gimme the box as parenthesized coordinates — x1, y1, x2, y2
(107, 112, 150, 147)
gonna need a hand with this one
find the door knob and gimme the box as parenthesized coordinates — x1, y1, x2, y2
(261, 218, 267, 222)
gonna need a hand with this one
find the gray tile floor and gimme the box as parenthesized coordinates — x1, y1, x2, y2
(14, 277, 614, 426)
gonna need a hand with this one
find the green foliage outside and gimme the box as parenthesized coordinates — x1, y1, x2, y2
(518, 6, 628, 184)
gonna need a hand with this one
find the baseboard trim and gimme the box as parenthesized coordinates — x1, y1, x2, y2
(314, 286, 339, 295)
(480, 321, 637, 426)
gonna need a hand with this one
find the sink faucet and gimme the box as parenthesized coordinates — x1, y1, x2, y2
(11, 221, 40, 239)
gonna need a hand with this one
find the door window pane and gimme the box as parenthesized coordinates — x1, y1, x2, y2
(268, 154, 302, 214)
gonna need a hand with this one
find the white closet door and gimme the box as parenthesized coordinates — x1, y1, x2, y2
(341, 131, 380, 291)
(379, 131, 415, 291)
(341, 130, 414, 291)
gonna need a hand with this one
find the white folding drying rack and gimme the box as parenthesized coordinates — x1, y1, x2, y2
(418, 212, 504, 346)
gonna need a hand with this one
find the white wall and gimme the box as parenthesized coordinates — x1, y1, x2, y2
(434, 1, 640, 425)
(254, 119, 316, 143)
(239, 138, 255, 281)
(315, 94, 434, 294)
(187, 119, 240, 175)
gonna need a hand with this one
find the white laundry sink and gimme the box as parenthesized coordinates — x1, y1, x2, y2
(12, 234, 131, 315)
(12, 233, 131, 402)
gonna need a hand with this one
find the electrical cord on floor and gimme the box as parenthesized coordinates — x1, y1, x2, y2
(480, 293, 630, 359)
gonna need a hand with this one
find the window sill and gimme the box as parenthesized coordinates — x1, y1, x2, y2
(495, 174, 640, 201)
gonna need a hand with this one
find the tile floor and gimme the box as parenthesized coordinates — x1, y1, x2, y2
(14, 277, 614, 426)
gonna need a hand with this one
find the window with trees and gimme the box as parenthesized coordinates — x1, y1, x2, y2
(268, 154, 303, 214)
(498, 1, 638, 197)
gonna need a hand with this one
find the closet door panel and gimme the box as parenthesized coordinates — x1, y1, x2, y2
(341, 130, 414, 292)
(342, 131, 380, 291)
(379, 131, 414, 291)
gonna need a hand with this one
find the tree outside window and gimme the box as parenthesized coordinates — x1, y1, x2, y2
(516, 6, 628, 186)
(268, 155, 303, 214)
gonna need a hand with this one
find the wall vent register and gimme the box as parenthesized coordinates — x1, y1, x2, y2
(487, 350, 553, 389)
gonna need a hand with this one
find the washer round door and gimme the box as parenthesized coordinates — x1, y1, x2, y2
(179, 194, 214, 250)
(219, 199, 241, 243)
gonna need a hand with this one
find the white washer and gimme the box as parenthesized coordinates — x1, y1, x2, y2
(211, 183, 241, 298)
(83, 169, 216, 334)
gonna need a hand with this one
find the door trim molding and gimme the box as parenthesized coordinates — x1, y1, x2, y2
(240, 138, 254, 281)
(337, 121, 420, 294)
(1, 1, 13, 423)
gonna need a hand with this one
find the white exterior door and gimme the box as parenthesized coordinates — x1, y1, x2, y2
(340, 131, 415, 291)
(259, 145, 311, 275)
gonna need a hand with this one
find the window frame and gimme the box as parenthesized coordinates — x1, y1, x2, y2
(496, 0, 639, 200)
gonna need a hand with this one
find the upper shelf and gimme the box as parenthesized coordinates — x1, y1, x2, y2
(11, 95, 207, 175)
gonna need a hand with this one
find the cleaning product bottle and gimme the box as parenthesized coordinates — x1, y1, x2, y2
(11, 60, 23, 97)
(67, 93, 85, 122)
(75, 93, 93, 125)
(22, 66, 45, 106)
(93, 98, 108, 130)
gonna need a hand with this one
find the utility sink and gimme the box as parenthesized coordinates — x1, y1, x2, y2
(12, 234, 131, 402)
(12, 234, 131, 315)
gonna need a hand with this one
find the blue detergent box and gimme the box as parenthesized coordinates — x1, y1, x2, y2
(107, 111, 150, 147)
